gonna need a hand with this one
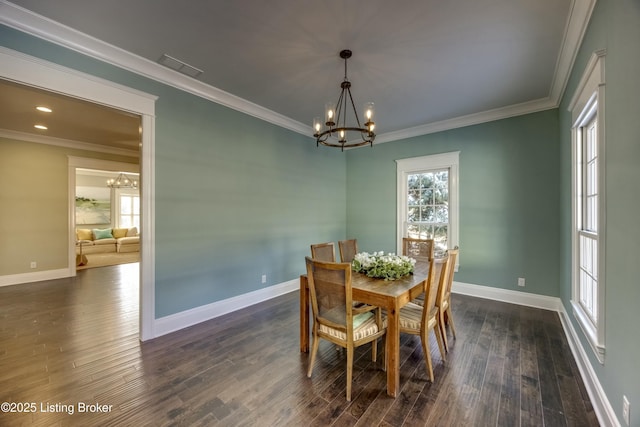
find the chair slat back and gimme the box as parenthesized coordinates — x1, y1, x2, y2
(338, 239, 358, 263)
(311, 242, 336, 262)
(305, 257, 352, 332)
(423, 254, 449, 323)
(402, 237, 434, 261)
(441, 247, 458, 302)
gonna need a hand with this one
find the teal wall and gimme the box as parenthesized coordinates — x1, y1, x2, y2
(558, 0, 640, 424)
(346, 110, 561, 297)
(0, 25, 347, 317)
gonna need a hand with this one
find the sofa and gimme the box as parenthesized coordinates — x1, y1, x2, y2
(76, 227, 140, 254)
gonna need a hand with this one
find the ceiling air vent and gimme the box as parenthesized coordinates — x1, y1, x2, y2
(157, 54, 203, 78)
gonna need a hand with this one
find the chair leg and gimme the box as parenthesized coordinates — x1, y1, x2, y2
(383, 334, 387, 372)
(307, 332, 320, 378)
(446, 306, 457, 339)
(371, 338, 377, 363)
(346, 346, 354, 401)
(439, 310, 449, 352)
(420, 334, 434, 382)
(433, 325, 446, 363)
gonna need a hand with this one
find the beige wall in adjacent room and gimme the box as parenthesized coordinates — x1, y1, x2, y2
(0, 136, 137, 276)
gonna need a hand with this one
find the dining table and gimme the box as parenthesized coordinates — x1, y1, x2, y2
(299, 259, 430, 398)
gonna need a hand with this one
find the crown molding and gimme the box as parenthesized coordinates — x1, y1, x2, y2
(375, 96, 557, 143)
(0, 128, 140, 158)
(1, 0, 595, 144)
(548, 0, 598, 104)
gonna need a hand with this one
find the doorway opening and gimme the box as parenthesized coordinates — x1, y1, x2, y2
(1, 47, 156, 340)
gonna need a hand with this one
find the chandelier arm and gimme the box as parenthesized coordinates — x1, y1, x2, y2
(333, 87, 346, 130)
(346, 86, 363, 128)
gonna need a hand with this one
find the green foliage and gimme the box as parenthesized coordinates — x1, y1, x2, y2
(352, 251, 416, 281)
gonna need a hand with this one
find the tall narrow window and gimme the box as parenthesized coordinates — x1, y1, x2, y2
(397, 152, 459, 259)
(569, 50, 605, 363)
(577, 113, 598, 323)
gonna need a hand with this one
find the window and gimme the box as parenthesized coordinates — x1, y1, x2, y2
(569, 50, 606, 363)
(396, 152, 459, 260)
(118, 193, 140, 229)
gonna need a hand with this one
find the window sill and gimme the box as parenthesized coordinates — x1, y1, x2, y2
(571, 300, 605, 364)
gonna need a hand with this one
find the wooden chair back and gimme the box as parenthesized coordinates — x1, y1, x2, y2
(310, 242, 336, 262)
(402, 237, 434, 261)
(338, 239, 358, 263)
(305, 256, 352, 332)
(438, 247, 458, 307)
(423, 254, 449, 325)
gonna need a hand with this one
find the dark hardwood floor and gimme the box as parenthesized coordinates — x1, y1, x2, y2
(0, 264, 599, 426)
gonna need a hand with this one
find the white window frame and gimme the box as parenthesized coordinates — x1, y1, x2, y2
(396, 151, 460, 269)
(568, 50, 606, 363)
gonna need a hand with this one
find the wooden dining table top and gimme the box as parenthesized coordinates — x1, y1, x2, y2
(300, 259, 431, 398)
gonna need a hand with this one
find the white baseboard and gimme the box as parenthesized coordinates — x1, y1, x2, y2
(453, 280, 616, 427)
(153, 278, 299, 338)
(0, 268, 72, 287)
(452, 280, 563, 311)
(558, 306, 620, 427)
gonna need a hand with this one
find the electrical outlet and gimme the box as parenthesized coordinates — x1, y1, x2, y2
(30, 261, 37, 269)
(623, 395, 630, 426)
(261, 274, 267, 284)
(517, 277, 525, 287)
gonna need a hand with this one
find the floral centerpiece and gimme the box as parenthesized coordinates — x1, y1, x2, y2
(352, 251, 416, 280)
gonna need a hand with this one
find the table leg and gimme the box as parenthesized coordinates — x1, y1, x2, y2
(299, 275, 309, 353)
(386, 302, 400, 397)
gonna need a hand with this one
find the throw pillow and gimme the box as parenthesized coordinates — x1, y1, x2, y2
(126, 227, 138, 237)
(112, 228, 128, 239)
(93, 228, 113, 240)
(77, 229, 93, 240)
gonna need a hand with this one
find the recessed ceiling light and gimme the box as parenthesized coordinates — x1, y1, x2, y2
(36, 106, 52, 113)
(34, 124, 48, 130)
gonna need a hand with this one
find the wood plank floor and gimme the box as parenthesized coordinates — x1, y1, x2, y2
(0, 264, 599, 426)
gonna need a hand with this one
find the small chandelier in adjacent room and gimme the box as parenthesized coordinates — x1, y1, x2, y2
(313, 49, 376, 150)
(106, 172, 138, 189)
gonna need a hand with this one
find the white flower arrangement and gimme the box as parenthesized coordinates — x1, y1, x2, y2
(352, 251, 416, 280)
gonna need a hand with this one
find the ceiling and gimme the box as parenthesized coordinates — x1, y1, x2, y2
(0, 0, 591, 148)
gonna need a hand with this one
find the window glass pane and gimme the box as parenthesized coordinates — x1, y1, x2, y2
(406, 169, 450, 248)
(121, 196, 132, 214)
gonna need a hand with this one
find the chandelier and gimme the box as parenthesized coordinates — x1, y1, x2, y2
(106, 172, 138, 189)
(313, 50, 375, 150)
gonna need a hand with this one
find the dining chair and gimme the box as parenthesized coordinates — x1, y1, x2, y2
(338, 238, 358, 263)
(310, 242, 336, 262)
(402, 237, 435, 261)
(305, 256, 387, 401)
(398, 253, 449, 382)
(436, 246, 459, 352)
(402, 237, 435, 305)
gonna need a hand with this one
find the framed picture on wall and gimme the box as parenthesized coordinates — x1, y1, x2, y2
(76, 186, 111, 225)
